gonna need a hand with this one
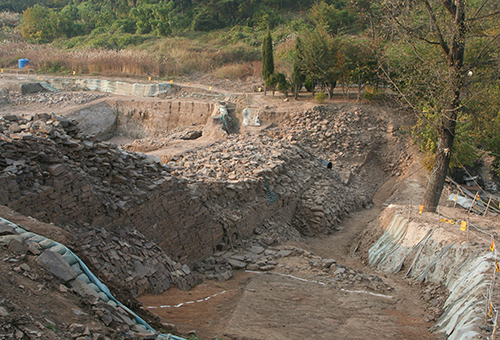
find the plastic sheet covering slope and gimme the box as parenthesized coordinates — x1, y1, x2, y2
(0, 216, 185, 340)
(368, 205, 493, 340)
(48, 78, 171, 97)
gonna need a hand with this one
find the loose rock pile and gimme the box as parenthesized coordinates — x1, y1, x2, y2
(78, 227, 202, 295)
(0, 113, 206, 294)
(265, 105, 386, 161)
(1, 91, 107, 107)
(198, 241, 394, 295)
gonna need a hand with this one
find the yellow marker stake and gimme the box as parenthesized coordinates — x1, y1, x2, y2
(148, 76, 151, 81)
(460, 221, 467, 231)
(1, 69, 3, 73)
(73, 71, 76, 75)
(170, 80, 173, 84)
(209, 86, 212, 90)
(419, 205, 423, 214)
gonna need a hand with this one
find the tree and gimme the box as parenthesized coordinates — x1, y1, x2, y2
(296, 29, 344, 99)
(291, 37, 306, 99)
(261, 28, 274, 95)
(20, 4, 58, 42)
(383, 0, 500, 212)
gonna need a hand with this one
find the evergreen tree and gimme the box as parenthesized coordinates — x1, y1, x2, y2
(291, 37, 305, 99)
(261, 28, 274, 95)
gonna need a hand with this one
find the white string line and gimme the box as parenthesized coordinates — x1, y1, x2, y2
(245, 270, 393, 298)
(141, 290, 227, 309)
(339, 288, 393, 299)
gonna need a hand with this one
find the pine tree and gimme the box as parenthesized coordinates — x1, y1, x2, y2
(261, 29, 274, 96)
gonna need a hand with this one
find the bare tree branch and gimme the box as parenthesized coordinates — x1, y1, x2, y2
(469, 31, 500, 69)
(421, 0, 450, 55)
(472, 0, 490, 21)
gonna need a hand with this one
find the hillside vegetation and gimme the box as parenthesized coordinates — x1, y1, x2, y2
(0, 0, 500, 189)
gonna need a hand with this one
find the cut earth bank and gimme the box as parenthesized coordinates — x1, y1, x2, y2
(0, 76, 499, 340)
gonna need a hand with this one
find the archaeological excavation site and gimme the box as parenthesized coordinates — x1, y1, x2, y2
(1, 75, 500, 340)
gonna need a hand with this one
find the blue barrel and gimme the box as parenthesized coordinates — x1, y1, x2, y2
(18, 58, 29, 69)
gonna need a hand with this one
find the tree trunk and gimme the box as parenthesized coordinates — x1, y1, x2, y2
(421, 78, 460, 212)
(421, 0, 465, 213)
(421, 102, 457, 212)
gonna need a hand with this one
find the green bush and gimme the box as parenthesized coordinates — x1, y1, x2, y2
(315, 91, 326, 103)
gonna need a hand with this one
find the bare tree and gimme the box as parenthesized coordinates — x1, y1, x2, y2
(383, 0, 500, 213)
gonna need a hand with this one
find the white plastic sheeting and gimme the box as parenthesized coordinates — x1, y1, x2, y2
(368, 205, 493, 340)
(242, 108, 261, 126)
(47, 78, 171, 97)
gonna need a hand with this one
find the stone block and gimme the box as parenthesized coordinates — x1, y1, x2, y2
(8, 239, 28, 254)
(0, 220, 16, 236)
(36, 249, 78, 283)
(70, 279, 100, 304)
(227, 258, 246, 269)
(48, 164, 66, 176)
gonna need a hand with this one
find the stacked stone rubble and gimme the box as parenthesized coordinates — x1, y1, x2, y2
(0, 113, 220, 292)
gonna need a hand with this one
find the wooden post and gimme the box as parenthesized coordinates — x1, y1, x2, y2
(466, 218, 469, 242)
(468, 193, 479, 214)
(484, 195, 493, 216)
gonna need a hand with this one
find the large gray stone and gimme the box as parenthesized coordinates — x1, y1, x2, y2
(8, 239, 28, 254)
(70, 279, 100, 304)
(227, 258, 246, 269)
(20, 83, 47, 95)
(248, 246, 265, 254)
(36, 250, 78, 283)
(134, 260, 148, 279)
(0, 220, 16, 236)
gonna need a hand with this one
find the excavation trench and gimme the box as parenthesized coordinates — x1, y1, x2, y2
(2, 83, 482, 339)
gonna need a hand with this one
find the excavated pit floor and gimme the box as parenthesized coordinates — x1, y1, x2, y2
(138, 163, 440, 340)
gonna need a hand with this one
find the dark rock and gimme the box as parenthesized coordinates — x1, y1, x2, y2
(47, 164, 66, 176)
(8, 239, 28, 254)
(36, 249, 78, 283)
(20, 83, 47, 95)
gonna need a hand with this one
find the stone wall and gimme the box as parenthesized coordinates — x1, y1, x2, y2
(0, 113, 223, 291)
(68, 99, 217, 140)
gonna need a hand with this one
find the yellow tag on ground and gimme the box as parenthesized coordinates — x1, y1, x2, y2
(209, 86, 212, 90)
(73, 71, 75, 75)
(1, 69, 3, 72)
(491, 241, 495, 252)
(37, 76, 39, 80)
(454, 194, 457, 201)
(188, 82, 191, 86)
(170, 80, 173, 84)
(419, 205, 423, 214)
(460, 221, 467, 231)
(148, 76, 151, 81)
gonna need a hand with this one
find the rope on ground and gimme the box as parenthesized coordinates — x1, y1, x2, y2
(141, 290, 227, 309)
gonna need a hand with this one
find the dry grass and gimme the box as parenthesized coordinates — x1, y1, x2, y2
(0, 11, 21, 28)
(0, 33, 266, 80)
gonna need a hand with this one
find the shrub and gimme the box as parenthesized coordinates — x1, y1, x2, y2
(315, 91, 326, 103)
